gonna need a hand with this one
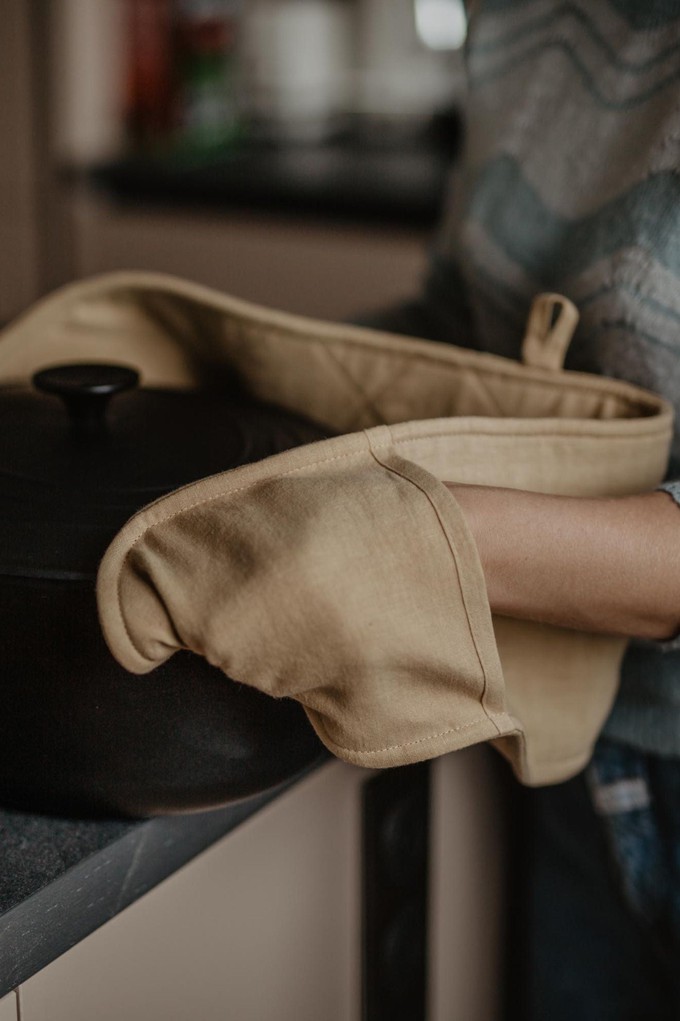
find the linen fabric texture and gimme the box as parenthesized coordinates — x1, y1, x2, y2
(0, 272, 673, 785)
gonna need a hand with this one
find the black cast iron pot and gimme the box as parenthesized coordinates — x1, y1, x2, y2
(0, 364, 329, 818)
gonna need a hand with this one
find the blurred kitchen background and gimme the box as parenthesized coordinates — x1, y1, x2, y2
(0, 7, 520, 1020)
(1, 0, 466, 327)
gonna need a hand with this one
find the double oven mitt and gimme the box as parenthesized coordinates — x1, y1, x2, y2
(1, 273, 673, 785)
(97, 430, 514, 771)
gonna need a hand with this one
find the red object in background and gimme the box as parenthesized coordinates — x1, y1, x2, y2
(124, 0, 177, 146)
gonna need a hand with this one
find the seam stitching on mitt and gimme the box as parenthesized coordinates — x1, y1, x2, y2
(5, 276, 666, 418)
(391, 426, 670, 444)
(238, 318, 661, 413)
(312, 713, 513, 756)
(365, 445, 502, 741)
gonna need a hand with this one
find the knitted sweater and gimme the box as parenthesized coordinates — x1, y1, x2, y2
(420, 0, 680, 756)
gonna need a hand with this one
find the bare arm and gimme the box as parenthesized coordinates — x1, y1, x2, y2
(446, 485, 680, 641)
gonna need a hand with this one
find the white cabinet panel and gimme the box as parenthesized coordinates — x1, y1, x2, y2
(19, 749, 506, 1021)
(20, 762, 372, 1021)
(429, 747, 506, 1021)
(0, 992, 17, 1021)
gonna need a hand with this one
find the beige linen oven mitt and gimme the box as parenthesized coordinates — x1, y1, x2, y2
(10, 272, 667, 786)
(97, 428, 518, 771)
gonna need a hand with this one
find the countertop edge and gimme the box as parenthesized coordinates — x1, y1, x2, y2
(0, 762, 323, 996)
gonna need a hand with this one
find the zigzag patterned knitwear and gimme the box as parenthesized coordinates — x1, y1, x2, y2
(421, 0, 680, 755)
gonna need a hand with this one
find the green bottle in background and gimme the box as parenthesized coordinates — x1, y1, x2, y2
(174, 0, 243, 152)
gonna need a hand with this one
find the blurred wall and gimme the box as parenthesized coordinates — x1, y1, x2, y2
(52, 0, 126, 165)
(0, 1, 40, 323)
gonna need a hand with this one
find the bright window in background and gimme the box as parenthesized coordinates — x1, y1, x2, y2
(414, 0, 468, 50)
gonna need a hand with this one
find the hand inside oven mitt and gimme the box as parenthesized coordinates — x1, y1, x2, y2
(97, 428, 517, 768)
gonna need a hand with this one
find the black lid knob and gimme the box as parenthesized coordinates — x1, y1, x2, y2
(33, 363, 140, 433)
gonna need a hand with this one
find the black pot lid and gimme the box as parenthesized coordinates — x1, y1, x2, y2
(0, 363, 328, 580)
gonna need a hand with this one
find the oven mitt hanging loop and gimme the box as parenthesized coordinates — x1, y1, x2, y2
(521, 293, 579, 371)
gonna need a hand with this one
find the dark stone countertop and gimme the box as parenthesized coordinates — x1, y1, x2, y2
(0, 767, 317, 997)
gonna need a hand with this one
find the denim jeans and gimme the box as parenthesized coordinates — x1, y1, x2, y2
(517, 738, 680, 1020)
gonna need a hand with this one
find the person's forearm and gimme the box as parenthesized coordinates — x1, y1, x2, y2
(446, 485, 680, 640)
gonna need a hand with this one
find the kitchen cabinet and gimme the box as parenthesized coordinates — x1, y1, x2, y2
(17, 762, 371, 1021)
(10, 750, 504, 1021)
(0, 994, 17, 1021)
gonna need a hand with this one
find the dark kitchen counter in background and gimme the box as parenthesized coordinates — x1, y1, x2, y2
(0, 763, 322, 997)
(90, 128, 458, 229)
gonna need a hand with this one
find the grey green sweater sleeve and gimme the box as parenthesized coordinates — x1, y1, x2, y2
(420, 0, 680, 759)
(658, 482, 680, 507)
